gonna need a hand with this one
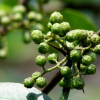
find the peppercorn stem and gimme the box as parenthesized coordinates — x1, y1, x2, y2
(41, 57, 67, 76)
(44, 37, 53, 43)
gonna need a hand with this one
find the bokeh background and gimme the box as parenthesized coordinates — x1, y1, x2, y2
(0, 0, 100, 100)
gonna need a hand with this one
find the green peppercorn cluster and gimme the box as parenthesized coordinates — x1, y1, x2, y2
(23, 11, 99, 92)
(0, 5, 44, 59)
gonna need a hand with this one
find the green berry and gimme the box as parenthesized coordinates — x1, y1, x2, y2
(58, 78, 71, 88)
(87, 31, 95, 38)
(61, 22, 71, 36)
(31, 30, 44, 44)
(13, 13, 23, 22)
(81, 30, 88, 40)
(23, 77, 35, 88)
(0, 10, 6, 18)
(60, 66, 71, 78)
(32, 71, 41, 79)
(86, 64, 96, 75)
(66, 41, 75, 48)
(74, 29, 82, 40)
(51, 23, 62, 35)
(23, 31, 31, 43)
(81, 55, 92, 66)
(93, 44, 100, 55)
(72, 77, 85, 90)
(48, 53, 58, 64)
(36, 13, 43, 22)
(49, 11, 63, 24)
(90, 34, 100, 46)
(70, 49, 82, 62)
(36, 55, 46, 66)
(1, 16, 10, 25)
(38, 42, 49, 54)
(65, 30, 77, 42)
(13, 5, 26, 14)
(87, 51, 97, 63)
(27, 11, 36, 21)
(0, 49, 7, 59)
(36, 77, 47, 88)
(47, 22, 52, 31)
(80, 64, 86, 72)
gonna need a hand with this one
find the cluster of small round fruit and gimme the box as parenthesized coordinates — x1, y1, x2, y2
(0, 5, 44, 59)
(23, 11, 100, 90)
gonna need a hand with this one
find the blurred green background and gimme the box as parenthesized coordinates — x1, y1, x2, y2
(0, 0, 100, 100)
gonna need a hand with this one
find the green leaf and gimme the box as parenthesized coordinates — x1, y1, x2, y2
(0, 83, 51, 100)
(61, 9, 98, 32)
(59, 88, 70, 100)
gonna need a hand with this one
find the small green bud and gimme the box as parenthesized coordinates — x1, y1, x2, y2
(61, 22, 71, 35)
(27, 11, 36, 21)
(51, 23, 62, 35)
(49, 11, 63, 24)
(80, 64, 86, 72)
(47, 22, 52, 31)
(90, 34, 100, 46)
(48, 53, 58, 64)
(81, 55, 92, 66)
(13, 13, 23, 22)
(38, 42, 49, 54)
(32, 71, 41, 79)
(86, 64, 96, 75)
(36, 55, 46, 66)
(60, 66, 71, 78)
(70, 49, 82, 62)
(1, 16, 10, 25)
(36, 77, 47, 88)
(13, 5, 26, 14)
(23, 77, 35, 88)
(36, 13, 43, 21)
(23, 31, 31, 43)
(31, 30, 44, 44)
(72, 77, 85, 90)
(93, 44, 100, 55)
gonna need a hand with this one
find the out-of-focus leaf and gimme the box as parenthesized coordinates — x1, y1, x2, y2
(0, 83, 51, 100)
(61, 9, 98, 32)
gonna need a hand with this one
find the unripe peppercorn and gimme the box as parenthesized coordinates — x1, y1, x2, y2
(70, 49, 82, 62)
(27, 11, 36, 21)
(23, 31, 31, 43)
(58, 78, 71, 88)
(13, 13, 23, 22)
(31, 30, 44, 44)
(60, 66, 71, 78)
(90, 34, 100, 46)
(23, 77, 35, 88)
(72, 77, 85, 90)
(32, 71, 41, 79)
(49, 11, 63, 24)
(13, 5, 26, 14)
(87, 51, 97, 63)
(48, 53, 58, 64)
(35, 55, 46, 66)
(61, 22, 71, 36)
(1, 16, 10, 25)
(81, 30, 88, 40)
(93, 44, 100, 55)
(86, 64, 96, 75)
(80, 64, 86, 72)
(65, 30, 77, 42)
(36, 13, 43, 22)
(51, 23, 62, 35)
(74, 29, 82, 40)
(81, 55, 92, 66)
(38, 42, 49, 54)
(36, 77, 47, 88)
(0, 49, 7, 59)
(47, 22, 52, 31)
